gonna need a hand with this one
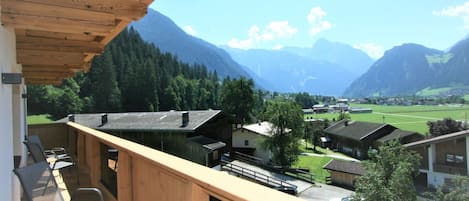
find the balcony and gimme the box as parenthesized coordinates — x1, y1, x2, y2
(433, 163, 467, 175)
(28, 122, 303, 201)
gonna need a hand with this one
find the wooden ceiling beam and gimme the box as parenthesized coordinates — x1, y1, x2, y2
(22, 65, 83, 73)
(1, 0, 117, 35)
(21, 0, 149, 20)
(25, 78, 63, 85)
(17, 29, 98, 42)
(18, 49, 85, 66)
(17, 35, 104, 53)
(99, 18, 130, 45)
(23, 71, 75, 79)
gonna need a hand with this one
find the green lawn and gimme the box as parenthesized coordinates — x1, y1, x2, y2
(305, 104, 469, 134)
(27, 114, 53, 124)
(293, 155, 332, 183)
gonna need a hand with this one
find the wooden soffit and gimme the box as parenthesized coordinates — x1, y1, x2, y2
(0, 0, 154, 85)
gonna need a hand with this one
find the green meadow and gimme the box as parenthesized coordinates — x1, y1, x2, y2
(305, 104, 469, 134)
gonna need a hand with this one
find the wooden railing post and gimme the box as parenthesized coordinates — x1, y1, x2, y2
(87, 135, 101, 186)
(117, 150, 133, 201)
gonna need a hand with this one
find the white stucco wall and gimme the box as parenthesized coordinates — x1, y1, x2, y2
(0, 24, 21, 201)
(232, 130, 272, 160)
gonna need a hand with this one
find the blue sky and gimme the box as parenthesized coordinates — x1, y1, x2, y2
(150, 0, 469, 59)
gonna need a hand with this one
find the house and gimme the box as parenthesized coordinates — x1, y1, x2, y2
(323, 159, 364, 188)
(0, 1, 304, 200)
(325, 119, 424, 159)
(58, 110, 232, 167)
(349, 107, 373, 114)
(303, 108, 314, 115)
(313, 104, 330, 113)
(232, 121, 275, 161)
(405, 130, 469, 188)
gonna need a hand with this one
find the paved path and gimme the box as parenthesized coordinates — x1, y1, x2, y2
(224, 160, 355, 201)
(373, 112, 442, 120)
(298, 183, 354, 201)
(226, 160, 313, 193)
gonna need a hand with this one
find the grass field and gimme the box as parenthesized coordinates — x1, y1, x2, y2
(27, 114, 53, 124)
(293, 155, 332, 183)
(305, 103, 469, 134)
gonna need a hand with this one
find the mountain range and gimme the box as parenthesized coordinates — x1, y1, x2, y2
(343, 37, 469, 97)
(130, 9, 270, 89)
(132, 9, 469, 98)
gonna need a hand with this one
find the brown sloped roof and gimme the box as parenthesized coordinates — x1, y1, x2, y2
(377, 129, 422, 143)
(324, 119, 390, 141)
(323, 159, 364, 176)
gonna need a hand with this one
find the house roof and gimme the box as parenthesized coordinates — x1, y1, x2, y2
(188, 136, 226, 151)
(377, 129, 420, 143)
(57, 110, 224, 132)
(404, 129, 469, 148)
(242, 121, 275, 137)
(323, 159, 364, 176)
(324, 119, 390, 141)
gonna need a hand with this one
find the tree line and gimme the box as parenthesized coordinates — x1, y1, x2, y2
(28, 28, 233, 119)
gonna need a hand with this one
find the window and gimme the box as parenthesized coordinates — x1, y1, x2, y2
(446, 153, 465, 164)
(455, 155, 465, 164)
(446, 154, 455, 163)
(244, 140, 249, 146)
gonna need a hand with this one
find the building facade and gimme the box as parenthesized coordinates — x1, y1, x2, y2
(405, 130, 469, 188)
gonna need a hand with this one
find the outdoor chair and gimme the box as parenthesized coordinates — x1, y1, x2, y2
(26, 135, 69, 160)
(13, 161, 103, 201)
(24, 141, 77, 186)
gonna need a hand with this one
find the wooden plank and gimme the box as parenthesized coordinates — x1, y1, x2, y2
(20, 0, 149, 20)
(2, 0, 116, 26)
(2, 13, 115, 36)
(18, 49, 85, 66)
(17, 35, 104, 53)
(22, 65, 81, 73)
(99, 19, 130, 45)
(117, 151, 133, 201)
(25, 79, 63, 85)
(20, 29, 98, 42)
(23, 71, 75, 78)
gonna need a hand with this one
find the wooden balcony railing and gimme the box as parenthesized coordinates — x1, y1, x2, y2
(29, 122, 303, 201)
(433, 163, 467, 175)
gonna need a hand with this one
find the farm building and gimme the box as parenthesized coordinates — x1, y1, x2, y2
(323, 159, 364, 188)
(325, 119, 424, 159)
(313, 104, 330, 113)
(57, 110, 232, 167)
(232, 121, 276, 161)
(349, 107, 373, 113)
(405, 130, 469, 189)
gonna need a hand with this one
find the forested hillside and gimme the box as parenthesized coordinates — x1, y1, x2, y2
(28, 28, 222, 119)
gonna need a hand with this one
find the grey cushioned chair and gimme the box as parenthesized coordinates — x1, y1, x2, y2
(23, 141, 76, 187)
(13, 161, 103, 201)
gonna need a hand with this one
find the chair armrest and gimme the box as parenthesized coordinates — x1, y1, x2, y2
(71, 188, 104, 201)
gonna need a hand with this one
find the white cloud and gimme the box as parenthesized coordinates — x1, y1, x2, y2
(307, 7, 333, 36)
(227, 21, 297, 49)
(272, 44, 284, 50)
(433, 2, 469, 28)
(353, 43, 385, 59)
(183, 25, 197, 36)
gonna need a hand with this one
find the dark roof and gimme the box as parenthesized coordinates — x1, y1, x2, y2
(323, 159, 364, 176)
(57, 110, 224, 132)
(324, 119, 390, 141)
(377, 129, 420, 143)
(188, 136, 226, 151)
(405, 129, 469, 148)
